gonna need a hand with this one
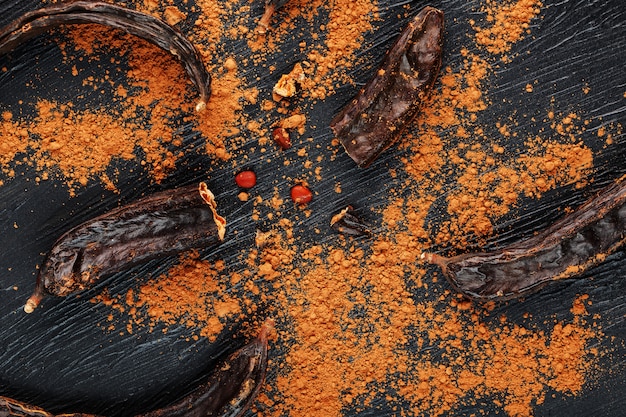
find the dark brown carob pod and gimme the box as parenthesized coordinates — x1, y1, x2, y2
(330, 6, 444, 167)
(0, 320, 271, 416)
(139, 319, 272, 417)
(422, 176, 626, 301)
(24, 183, 226, 313)
(0, 1, 211, 111)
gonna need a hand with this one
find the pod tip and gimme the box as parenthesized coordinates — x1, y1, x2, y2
(258, 318, 275, 342)
(23, 294, 41, 313)
(421, 252, 442, 265)
(195, 100, 207, 112)
(255, 2, 276, 36)
(199, 182, 227, 241)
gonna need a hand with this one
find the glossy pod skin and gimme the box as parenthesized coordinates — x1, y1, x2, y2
(0, 321, 271, 417)
(0, 1, 211, 111)
(24, 183, 226, 313)
(330, 6, 444, 167)
(422, 176, 626, 301)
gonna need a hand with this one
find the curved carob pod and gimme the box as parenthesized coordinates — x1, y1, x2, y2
(330, 6, 444, 167)
(0, 1, 211, 111)
(422, 176, 626, 301)
(0, 395, 95, 416)
(24, 183, 226, 313)
(255, 0, 290, 35)
(0, 320, 272, 416)
(139, 319, 272, 417)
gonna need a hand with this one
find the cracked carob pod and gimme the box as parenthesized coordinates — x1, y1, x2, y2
(330, 6, 444, 167)
(24, 183, 226, 313)
(0, 321, 271, 416)
(139, 319, 272, 417)
(0, 1, 211, 111)
(255, 0, 290, 35)
(422, 176, 626, 301)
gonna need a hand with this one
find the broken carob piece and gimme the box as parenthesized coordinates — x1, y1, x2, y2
(330, 206, 371, 237)
(422, 176, 626, 301)
(24, 183, 226, 313)
(330, 6, 444, 167)
(0, 1, 211, 111)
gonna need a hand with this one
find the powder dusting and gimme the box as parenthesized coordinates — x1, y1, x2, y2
(95, 252, 242, 342)
(0, 0, 620, 416)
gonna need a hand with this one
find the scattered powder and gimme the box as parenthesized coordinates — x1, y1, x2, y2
(0, 112, 29, 176)
(401, 1, 594, 245)
(0, 0, 619, 416)
(192, 61, 260, 159)
(472, 0, 543, 56)
(439, 139, 593, 239)
(95, 252, 242, 342)
(250, 0, 378, 100)
(0, 11, 254, 194)
(303, 0, 378, 99)
(245, 227, 601, 417)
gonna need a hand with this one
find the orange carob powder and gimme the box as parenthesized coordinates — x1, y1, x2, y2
(96, 252, 243, 342)
(472, 0, 543, 56)
(0, 0, 618, 416)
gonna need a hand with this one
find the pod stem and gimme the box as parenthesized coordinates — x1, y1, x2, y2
(24, 287, 44, 313)
(257, 318, 275, 343)
(255, 2, 277, 35)
(421, 252, 449, 269)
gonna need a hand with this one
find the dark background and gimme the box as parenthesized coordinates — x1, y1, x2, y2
(0, 0, 625, 416)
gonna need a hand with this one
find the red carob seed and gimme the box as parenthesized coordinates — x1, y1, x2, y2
(235, 171, 257, 188)
(272, 127, 291, 149)
(290, 185, 312, 204)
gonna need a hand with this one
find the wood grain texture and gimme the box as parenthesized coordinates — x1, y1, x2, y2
(0, 0, 624, 416)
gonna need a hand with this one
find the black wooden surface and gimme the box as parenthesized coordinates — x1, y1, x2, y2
(0, 0, 625, 416)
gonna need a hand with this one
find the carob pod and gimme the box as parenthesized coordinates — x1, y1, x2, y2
(255, 0, 290, 35)
(329, 6, 444, 167)
(0, 395, 95, 416)
(422, 176, 626, 301)
(0, 320, 271, 416)
(0, 1, 211, 111)
(24, 183, 226, 313)
(139, 319, 272, 417)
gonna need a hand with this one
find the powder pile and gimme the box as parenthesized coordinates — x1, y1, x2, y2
(0, 10, 255, 195)
(472, 0, 543, 57)
(95, 252, 242, 342)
